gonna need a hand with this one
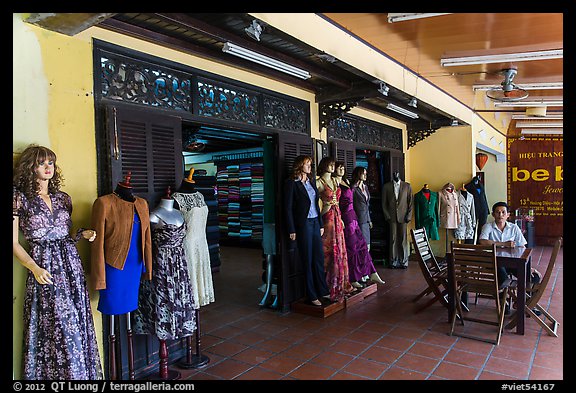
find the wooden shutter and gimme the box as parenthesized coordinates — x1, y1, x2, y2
(382, 149, 405, 184)
(330, 140, 356, 179)
(106, 104, 183, 207)
(276, 133, 313, 312)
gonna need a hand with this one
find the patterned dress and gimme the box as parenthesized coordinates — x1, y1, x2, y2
(339, 184, 377, 282)
(133, 223, 197, 340)
(319, 178, 353, 302)
(172, 191, 215, 308)
(13, 188, 102, 380)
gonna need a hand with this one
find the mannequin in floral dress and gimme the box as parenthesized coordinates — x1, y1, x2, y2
(13, 144, 102, 380)
(316, 157, 354, 302)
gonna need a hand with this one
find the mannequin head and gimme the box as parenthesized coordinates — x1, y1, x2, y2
(317, 157, 335, 177)
(13, 144, 63, 200)
(333, 161, 349, 186)
(422, 183, 430, 193)
(392, 171, 400, 182)
(351, 166, 367, 186)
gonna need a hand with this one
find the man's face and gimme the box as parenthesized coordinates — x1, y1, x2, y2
(492, 206, 510, 223)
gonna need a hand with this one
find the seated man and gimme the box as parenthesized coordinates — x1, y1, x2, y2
(479, 201, 528, 313)
(479, 201, 527, 250)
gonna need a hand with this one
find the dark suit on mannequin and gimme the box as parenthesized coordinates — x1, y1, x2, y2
(284, 176, 329, 302)
(352, 184, 371, 247)
(381, 172, 413, 268)
(465, 175, 489, 241)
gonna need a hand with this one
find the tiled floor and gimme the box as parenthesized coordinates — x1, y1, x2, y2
(175, 244, 562, 381)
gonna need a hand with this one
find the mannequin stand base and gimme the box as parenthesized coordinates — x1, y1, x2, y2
(177, 354, 210, 369)
(146, 369, 181, 380)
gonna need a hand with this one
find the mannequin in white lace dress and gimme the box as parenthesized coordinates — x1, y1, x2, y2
(173, 168, 215, 307)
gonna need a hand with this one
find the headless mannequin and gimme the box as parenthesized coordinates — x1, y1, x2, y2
(149, 187, 185, 380)
(150, 191, 184, 227)
(114, 177, 135, 202)
(422, 184, 431, 201)
(110, 173, 137, 380)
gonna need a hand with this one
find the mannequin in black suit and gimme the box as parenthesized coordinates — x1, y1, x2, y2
(465, 175, 489, 242)
(284, 155, 329, 306)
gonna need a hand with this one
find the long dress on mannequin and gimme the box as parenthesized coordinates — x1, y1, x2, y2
(13, 188, 102, 380)
(133, 220, 197, 340)
(172, 191, 215, 307)
(339, 183, 380, 284)
(318, 177, 353, 302)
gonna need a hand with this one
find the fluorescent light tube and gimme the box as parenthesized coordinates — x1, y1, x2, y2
(511, 114, 563, 120)
(386, 103, 419, 119)
(222, 42, 311, 80)
(515, 121, 563, 128)
(441, 49, 563, 67)
(387, 13, 451, 23)
(473, 81, 563, 91)
(494, 99, 563, 107)
(520, 129, 563, 135)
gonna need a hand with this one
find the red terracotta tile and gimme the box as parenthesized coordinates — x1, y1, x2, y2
(528, 365, 563, 380)
(310, 350, 354, 369)
(205, 340, 249, 357)
(532, 351, 564, 369)
(341, 357, 387, 379)
(330, 371, 372, 380)
(203, 358, 252, 379)
(287, 362, 335, 380)
(432, 361, 480, 380)
(231, 347, 274, 365)
(418, 331, 459, 347)
(360, 346, 403, 364)
(388, 326, 425, 340)
(254, 337, 294, 353)
(345, 329, 385, 344)
(330, 338, 370, 355)
(394, 353, 440, 374)
(374, 335, 414, 352)
(407, 342, 449, 359)
(490, 345, 534, 364)
(483, 356, 530, 379)
(379, 366, 428, 380)
(234, 366, 284, 380)
(281, 343, 324, 361)
(478, 370, 522, 380)
(258, 354, 304, 374)
(443, 348, 489, 369)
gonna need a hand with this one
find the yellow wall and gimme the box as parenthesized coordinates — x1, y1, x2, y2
(409, 125, 473, 256)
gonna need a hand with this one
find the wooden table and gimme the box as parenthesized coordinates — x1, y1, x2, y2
(446, 247, 532, 335)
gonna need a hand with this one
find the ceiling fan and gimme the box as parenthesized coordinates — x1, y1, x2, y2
(485, 67, 529, 102)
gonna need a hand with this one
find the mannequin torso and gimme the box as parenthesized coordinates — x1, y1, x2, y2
(150, 198, 184, 227)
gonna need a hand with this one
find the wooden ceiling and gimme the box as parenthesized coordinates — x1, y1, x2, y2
(322, 13, 564, 137)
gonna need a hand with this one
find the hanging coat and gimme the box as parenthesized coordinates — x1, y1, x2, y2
(439, 183, 460, 229)
(413, 189, 440, 240)
(454, 190, 476, 240)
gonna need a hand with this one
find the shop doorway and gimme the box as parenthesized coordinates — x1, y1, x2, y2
(180, 123, 273, 301)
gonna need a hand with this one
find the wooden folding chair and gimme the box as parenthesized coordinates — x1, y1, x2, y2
(449, 242, 510, 345)
(410, 228, 449, 313)
(506, 237, 562, 337)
